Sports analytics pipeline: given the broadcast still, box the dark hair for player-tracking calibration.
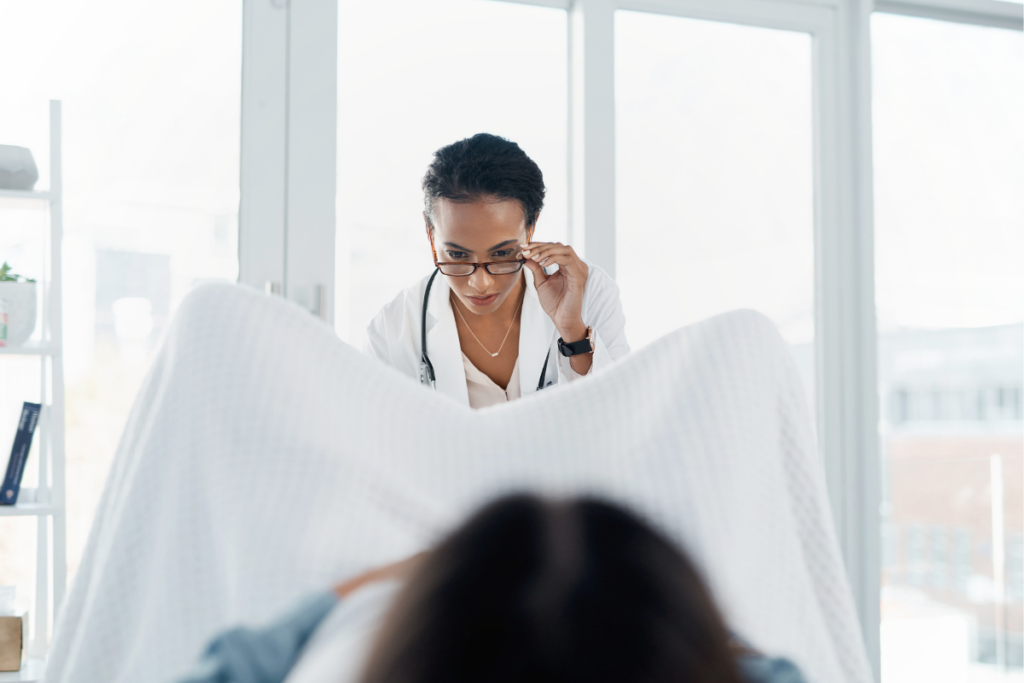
[422,133,546,229]
[359,494,745,683]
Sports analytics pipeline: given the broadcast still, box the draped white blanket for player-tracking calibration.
[45,282,871,683]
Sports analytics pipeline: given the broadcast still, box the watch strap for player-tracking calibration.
[558,326,594,357]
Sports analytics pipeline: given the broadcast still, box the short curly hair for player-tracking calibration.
[422,133,546,229]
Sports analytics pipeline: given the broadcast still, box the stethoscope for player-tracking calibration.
[419,267,552,393]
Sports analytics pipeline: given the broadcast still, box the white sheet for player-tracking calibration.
[284,581,401,683]
[45,281,871,683]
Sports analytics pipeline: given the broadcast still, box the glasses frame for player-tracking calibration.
[431,243,527,277]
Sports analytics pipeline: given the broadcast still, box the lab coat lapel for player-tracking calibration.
[425,274,471,407]
[519,267,556,396]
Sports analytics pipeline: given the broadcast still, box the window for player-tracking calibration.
[873,13,1024,678]
[614,11,815,400]
[1010,535,1024,602]
[334,0,567,344]
[952,528,973,593]
[906,525,927,586]
[931,526,948,589]
[0,0,241,599]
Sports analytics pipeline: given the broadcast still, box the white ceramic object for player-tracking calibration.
[0,282,38,345]
[0,145,39,191]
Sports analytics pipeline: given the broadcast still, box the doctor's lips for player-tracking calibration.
[466,293,499,307]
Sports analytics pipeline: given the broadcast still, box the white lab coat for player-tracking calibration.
[363,262,630,407]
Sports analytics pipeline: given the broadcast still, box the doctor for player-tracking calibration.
[364,133,629,409]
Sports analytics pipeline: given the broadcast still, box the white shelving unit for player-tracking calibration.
[0,100,66,678]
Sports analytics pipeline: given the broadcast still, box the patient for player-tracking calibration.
[177,495,806,683]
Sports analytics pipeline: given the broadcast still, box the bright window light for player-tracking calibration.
[615,10,814,396]
[872,14,1024,681]
[335,0,567,344]
[0,0,241,596]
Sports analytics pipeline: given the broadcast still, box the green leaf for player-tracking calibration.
[0,261,34,282]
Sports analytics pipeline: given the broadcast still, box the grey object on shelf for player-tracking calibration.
[0,283,37,346]
[0,146,39,191]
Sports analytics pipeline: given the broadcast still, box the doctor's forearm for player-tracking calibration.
[569,353,593,375]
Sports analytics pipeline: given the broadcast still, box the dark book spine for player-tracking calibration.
[1,402,42,505]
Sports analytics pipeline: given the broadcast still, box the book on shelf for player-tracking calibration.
[1,402,41,506]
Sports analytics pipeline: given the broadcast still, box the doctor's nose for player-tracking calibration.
[468,267,495,291]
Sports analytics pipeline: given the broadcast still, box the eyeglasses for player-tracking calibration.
[434,258,526,277]
[431,243,527,277]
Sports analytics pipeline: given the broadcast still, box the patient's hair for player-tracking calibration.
[359,494,745,683]
[422,133,546,229]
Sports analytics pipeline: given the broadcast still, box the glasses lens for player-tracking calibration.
[438,263,475,276]
[487,260,524,275]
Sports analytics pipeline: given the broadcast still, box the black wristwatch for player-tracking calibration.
[558,326,594,357]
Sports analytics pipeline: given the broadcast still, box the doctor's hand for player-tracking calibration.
[520,241,590,343]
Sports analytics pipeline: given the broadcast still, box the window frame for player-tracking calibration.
[237,0,1024,677]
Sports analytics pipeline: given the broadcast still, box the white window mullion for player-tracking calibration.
[570,0,618,276]
[875,0,1023,31]
[239,0,337,320]
[814,1,881,678]
[285,0,338,321]
[239,0,288,293]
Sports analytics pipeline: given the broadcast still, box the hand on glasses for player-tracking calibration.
[519,241,590,346]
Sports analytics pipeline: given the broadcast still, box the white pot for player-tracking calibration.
[0,282,38,346]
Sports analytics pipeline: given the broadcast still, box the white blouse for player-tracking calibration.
[461,350,590,410]
[462,353,521,409]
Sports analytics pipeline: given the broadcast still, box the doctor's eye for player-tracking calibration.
[446,251,469,260]
[491,250,514,258]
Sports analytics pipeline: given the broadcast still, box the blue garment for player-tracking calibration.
[175,591,338,683]
[738,654,808,683]
[176,589,806,683]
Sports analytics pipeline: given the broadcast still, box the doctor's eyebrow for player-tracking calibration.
[443,239,518,253]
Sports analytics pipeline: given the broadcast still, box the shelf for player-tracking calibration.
[0,657,45,682]
[0,342,60,357]
[0,191,54,212]
[0,504,55,518]
[0,190,53,201]
[1,100,65,670]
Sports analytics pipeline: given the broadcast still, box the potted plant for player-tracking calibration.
[0,262,37,346]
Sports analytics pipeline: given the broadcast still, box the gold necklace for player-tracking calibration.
[452,291,523,358]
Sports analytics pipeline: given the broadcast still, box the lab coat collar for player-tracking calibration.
[424,267,555,407]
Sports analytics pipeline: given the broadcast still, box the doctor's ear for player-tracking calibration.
[424,214,434,242]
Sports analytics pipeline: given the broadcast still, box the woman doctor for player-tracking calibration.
[364,133,629,409]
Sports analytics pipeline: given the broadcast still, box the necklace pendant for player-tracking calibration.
[490,352,499,358]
